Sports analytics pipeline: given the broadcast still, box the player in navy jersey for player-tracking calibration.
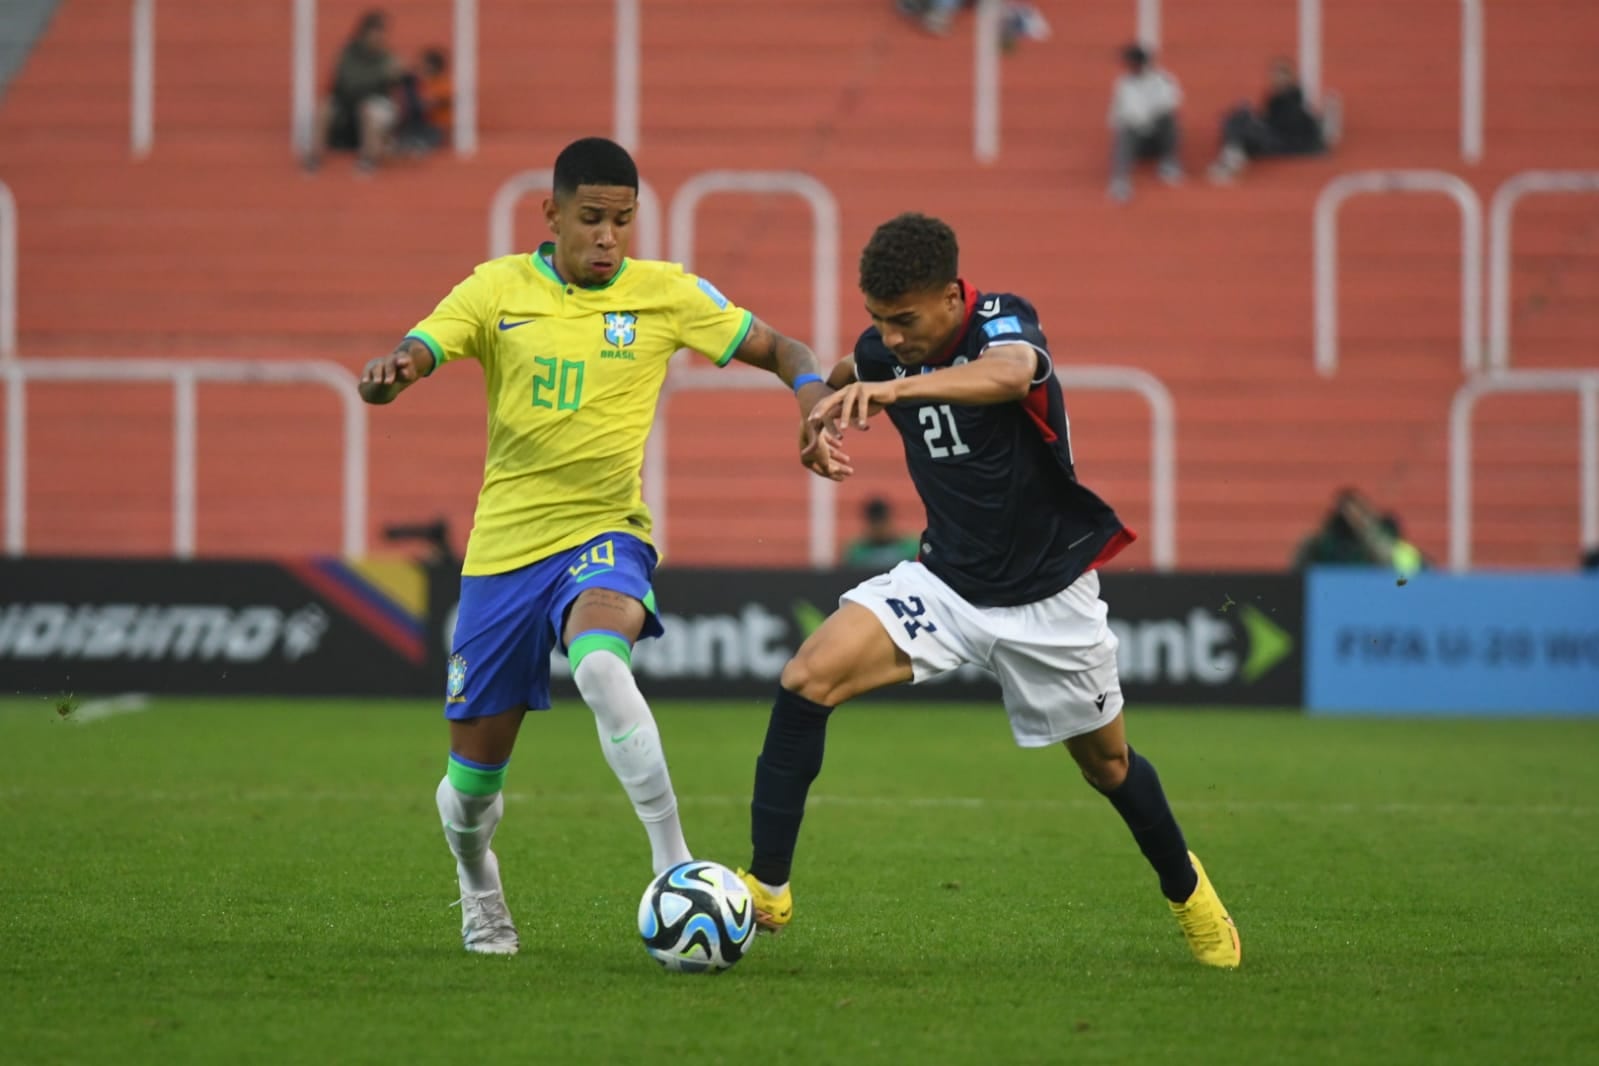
[738,213,1241,968]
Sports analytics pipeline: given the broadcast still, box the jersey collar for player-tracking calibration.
[926,279,980,366]
[531,241,631,290]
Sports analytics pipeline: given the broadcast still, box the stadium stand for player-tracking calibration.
[0,0,1595,567]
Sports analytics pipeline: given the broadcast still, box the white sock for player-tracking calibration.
[573,650,692,874]
[435,776,503,894]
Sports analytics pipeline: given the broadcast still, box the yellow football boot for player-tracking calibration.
[1170,851,1241,968]
[737,869,793,933]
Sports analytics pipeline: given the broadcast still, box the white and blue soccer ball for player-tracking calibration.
[637,860,756,973]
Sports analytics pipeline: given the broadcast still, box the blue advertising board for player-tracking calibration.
[1306,570,1599,715]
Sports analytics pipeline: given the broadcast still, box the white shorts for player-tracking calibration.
[841,562,1124,748]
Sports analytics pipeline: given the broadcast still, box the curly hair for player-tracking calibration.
[859,213,959,301]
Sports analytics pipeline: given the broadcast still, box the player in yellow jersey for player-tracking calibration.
[357,137,839,955]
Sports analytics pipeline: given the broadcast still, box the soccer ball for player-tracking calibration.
[637,860,757,973]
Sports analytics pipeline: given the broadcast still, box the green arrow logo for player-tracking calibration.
[1238,604,1293,683]
[791,600,827,639]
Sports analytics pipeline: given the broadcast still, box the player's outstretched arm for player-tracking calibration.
[728,317,831,416]
[358,338,437,405]
[813,345,1036,431]
[888,343,1034,406]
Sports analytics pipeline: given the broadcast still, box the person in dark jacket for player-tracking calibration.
[305,10,404,174]
[1207,58,1326,183]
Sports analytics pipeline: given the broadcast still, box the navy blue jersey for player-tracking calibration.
[853,285,1133,607]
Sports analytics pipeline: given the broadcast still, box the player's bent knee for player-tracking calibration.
[1072,747,1130,792]
[449,710,524,767]
[778,652,846,708]
[777,655,823,704]
[571,637,645,737]
[572,647,631,699]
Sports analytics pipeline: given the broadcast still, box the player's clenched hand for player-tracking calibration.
[808,380,898,434]
[799,419,853,482]
[358,347,424,405]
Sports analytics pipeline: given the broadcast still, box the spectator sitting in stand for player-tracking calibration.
[397,46,453,154]
[1207,58,1332,184]
[1107,43,1183,203]
[304,9,404,174]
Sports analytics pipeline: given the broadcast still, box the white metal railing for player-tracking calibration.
[453,0,477,156]
[1449,370,1599,570]
[645,369,828,566]
[0,180,14,360]
[664,171,841,566]
[1460,0,1484,164]
[291,0,316,157]
[488,171,663,261]
[1293,0,1481,158]
[1137,0,1160,48]
[2,360,367,558]
[973,0,1001,164]
[615,0,640,152]
[1297,0,1321,104]
[668,171,839,376]
[1314,170,1483,377]
[131,0,154,158]
[1487,170,1599,374]
[1064,366,1176,570]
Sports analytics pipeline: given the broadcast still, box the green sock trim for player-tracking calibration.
[569,632,632,672]
[447,755,507,797]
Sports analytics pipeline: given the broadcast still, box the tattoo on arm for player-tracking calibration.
[733,318,821,386]
[733,318,781,372]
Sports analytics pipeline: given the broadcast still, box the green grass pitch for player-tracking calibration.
[2,697,1596,1065]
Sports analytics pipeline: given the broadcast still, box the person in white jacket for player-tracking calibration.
[1107,44,1183,202]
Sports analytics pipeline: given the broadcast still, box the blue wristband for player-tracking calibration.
[792,373,823,391]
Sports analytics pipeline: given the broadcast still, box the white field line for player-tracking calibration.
[67,693,152,724]
[0,786,1591,818]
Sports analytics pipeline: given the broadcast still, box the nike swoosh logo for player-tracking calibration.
[610,724,640,744]
[497,318,536,331]
[573,568,613,583]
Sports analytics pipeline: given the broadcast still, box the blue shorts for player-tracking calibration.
[444,532,662,719]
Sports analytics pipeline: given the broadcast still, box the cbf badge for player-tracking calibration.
[446,654,467,702]
[603,311,638,347]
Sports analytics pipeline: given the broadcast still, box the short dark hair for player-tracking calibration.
[553,137,638,199]
[864,497,892,523]
[859,213,959,302]
[422,47,447,73]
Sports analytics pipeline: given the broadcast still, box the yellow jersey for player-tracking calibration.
[406,242,753,576]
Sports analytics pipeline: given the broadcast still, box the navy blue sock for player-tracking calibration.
[749,686,834,886]
[1099,747,1199,903]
